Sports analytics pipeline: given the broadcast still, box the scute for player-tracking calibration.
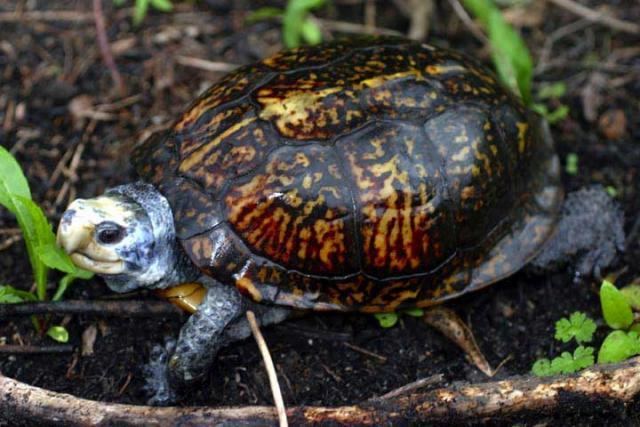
[132,36,562,313]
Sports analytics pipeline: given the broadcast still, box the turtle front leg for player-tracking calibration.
[168,279,246,387]
[423,306,494,376]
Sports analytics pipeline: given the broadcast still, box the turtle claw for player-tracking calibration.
[423,306,494,377]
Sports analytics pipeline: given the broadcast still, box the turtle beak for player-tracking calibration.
[56,198,126,275]
[57,206,93,253]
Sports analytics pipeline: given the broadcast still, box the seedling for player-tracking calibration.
[463,0,533,105]
[374,308,424,328]
[248,0,326,48]
[554,311,596,344]
[565,153,579,175]
[0,146,93,342]
[532,280,640,376]
[112,0,174,25]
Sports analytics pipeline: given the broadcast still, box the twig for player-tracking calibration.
[548,0,640,35]
[0,235,22,251]
[3,358,640,424]
[0,300,182,319]
[0,11,93,22]
[406,0,434,41]
[0,345,74,354]
[313,17,402,36]
[246,310,288,427]
[343,342,387,362]
[93,0,126,96]
[175,56,239,73]
[375,374,443,400]
[445,0,489,43]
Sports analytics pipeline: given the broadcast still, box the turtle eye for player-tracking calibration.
[96,222,125,245]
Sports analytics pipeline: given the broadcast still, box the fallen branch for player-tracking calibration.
[0,300,182,319]
[2,357,640,425]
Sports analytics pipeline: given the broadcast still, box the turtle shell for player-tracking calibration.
[133,36,562,313]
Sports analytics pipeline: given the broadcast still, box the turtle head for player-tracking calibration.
[57,182,179,292]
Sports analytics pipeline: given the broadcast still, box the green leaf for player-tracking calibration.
[283,0,326,48]
[550,346,595,374]
[486,9,533,104]
[0,285,37,303]
[532,347,595,376]
[13,196,56,299]
[46,326,69,343]
[537,82,567,100]
[374,313,399,328]
[37,243,80,274]
[246,7,284,23]
[133,0,150,25]
[544,105,569,124]
[621,284,640,311]
[531,358,553,376]
[402,308,425,317]
[150,0,173,12]
[554,312,596,343]
[606,186,618,198]
[0,145,32,213]
[565,153,578,176]
[600,280,633,330]
[462,0,494,27]
[300,19,323,45]
[598,330,640,364]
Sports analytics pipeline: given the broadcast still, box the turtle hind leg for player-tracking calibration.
[423,306,494,377]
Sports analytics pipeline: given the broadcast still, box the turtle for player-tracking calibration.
[56,36,624,403]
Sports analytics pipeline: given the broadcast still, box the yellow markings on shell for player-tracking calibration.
[516,122,529,153]
[179,117,257,172]
[236,276,262,302]
[258,87,343,136]
[355,70,424,90]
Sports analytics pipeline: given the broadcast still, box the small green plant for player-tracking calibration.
[374,308,424,328]
[531,82,570,124]
[554,311,596,343]
[248,0,326,48]
[113,0,174,25]
[463,0,533,105]
[0,146,93,341]
[565,153,579,176]
[532,280,640,376]
[532,346,594,376]
[463,0,572,125]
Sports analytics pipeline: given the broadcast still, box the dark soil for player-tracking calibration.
[0,0,639,425]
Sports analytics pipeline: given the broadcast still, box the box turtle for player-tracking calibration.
[57,36,575,398]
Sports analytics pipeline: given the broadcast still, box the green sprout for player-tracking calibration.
[533,280,640,376]
[113,0,174,25]
[532,346,595,376]
[0,146,93,341]
[565,153,578,175]
[532,82,570,124]
[374,308,425,328]
[248,0,326,48]
[463,0,533,105]
[554,312,596,344]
